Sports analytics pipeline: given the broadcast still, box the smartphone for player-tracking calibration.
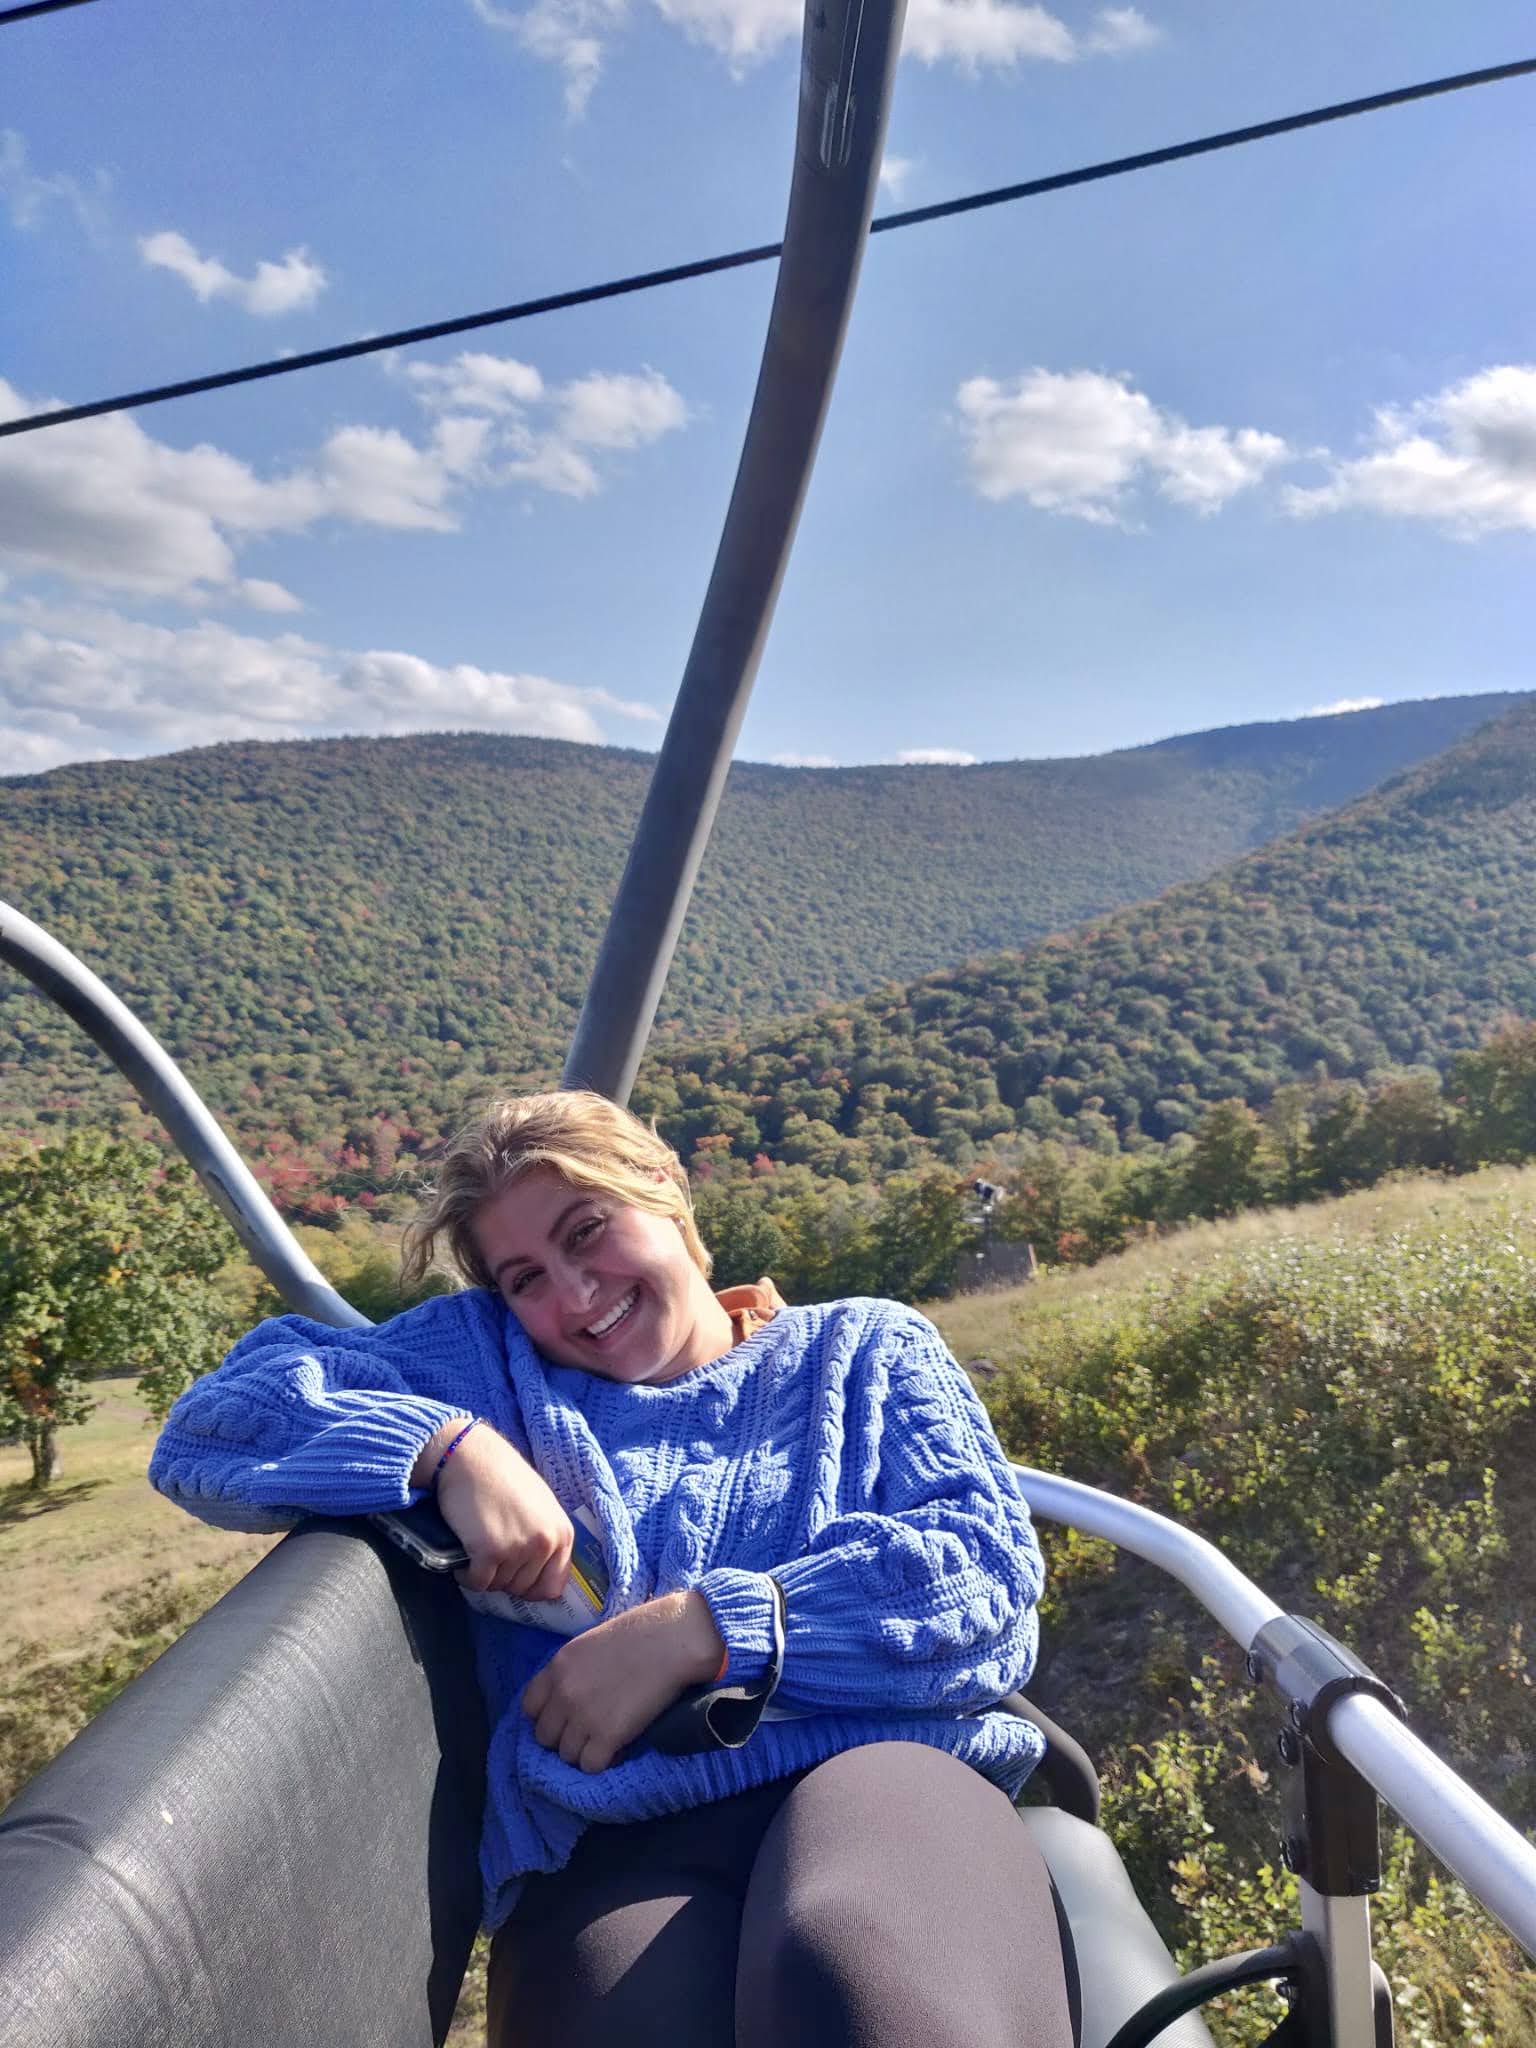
[371,1503,612,1640]
[371,1500,471,1572]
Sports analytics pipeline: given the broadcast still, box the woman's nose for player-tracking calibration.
[551,1261,596,1314]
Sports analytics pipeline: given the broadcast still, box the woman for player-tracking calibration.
[151,1091,1076,2048]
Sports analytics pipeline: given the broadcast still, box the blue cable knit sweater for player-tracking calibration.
[150,1288,1046,1929]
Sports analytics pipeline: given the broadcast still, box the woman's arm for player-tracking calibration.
[695,1313,1042,1715]
[149,1299,489,1527]
[151,1295,576,1596]
[149,1293,568,1596]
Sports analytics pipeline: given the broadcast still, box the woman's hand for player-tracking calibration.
[522,1591,726,1773]
[414,1421,575,1601]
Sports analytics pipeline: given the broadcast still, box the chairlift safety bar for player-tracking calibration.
[0,897,366,1330]
[1016,1462,1536,1962]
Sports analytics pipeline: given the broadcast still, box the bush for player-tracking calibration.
[966,1177,1536,2045]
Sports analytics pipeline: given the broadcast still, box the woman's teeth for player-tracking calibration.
[586,1287,638,1340]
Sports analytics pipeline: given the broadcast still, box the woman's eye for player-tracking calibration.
[570,1216,603,1249]
[507,1267,541,1297]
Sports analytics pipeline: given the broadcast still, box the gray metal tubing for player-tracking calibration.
[1013,1463,1285,1648]
[1015,1462,1536,1962]
[1330,1692,1536,1960]
[0,898,368,1328]
[1298,1886,1378,2048]
[562,0,907,1104]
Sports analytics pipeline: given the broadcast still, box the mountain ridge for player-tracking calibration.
[0,691,1525,1159]
[633,697,1536,1175]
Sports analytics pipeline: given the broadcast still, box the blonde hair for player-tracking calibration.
[400,1089,711,1292]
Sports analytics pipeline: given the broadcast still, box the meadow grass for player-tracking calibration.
[935,1162,1536,1362]
[0,1375,273,1655]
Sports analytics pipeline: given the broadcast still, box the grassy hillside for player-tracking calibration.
[932,1168,1536,2045]
[0,693,1518,1163]
[635,698,1536,1176]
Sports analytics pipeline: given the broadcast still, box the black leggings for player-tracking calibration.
[488,1741,1078,2048]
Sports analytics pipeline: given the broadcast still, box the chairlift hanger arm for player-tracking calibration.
[562,0,908,1102]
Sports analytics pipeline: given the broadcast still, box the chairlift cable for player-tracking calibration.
[0,0,99,26]
[2,52,1533,443]
[868,52,1536,235]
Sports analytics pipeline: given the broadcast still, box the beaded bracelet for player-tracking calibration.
[431,1416,482,1488]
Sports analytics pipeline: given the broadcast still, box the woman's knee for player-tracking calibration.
[737,1742,1075,2048]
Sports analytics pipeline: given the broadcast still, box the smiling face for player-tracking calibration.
[472,1167,733,1384]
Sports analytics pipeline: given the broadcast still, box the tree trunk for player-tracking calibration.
[27,1421,58,1489]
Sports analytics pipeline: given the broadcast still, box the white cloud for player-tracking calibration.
[412,352,689,500]
[956,367,1289,524]
[0,720,108,776]
[469,0,623,113]
[313,418,491,531]
[907,0,1158,68]
[649,0,797,64]
[768,750,837,767]
[1084,5,1160,53]
[879,153,915,200]
[236,578,305,613]
[0,358,686,603]
[1300,696,1384,718]
[895,746,978,765]
[139,230,329,316]
[471,0,1158,104]
[556,369,687,450]
[0,130,107,236]
[907,0,1074,65]
[1285,365,1536,537]
[407,352,546,413]
[0,601,661,775]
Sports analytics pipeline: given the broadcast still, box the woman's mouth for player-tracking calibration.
[583,1286,639,1343]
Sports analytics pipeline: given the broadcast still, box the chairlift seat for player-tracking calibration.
[1020,1809,1216,2048]
[0,1519,1214,2048]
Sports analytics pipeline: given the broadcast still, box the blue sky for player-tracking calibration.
[1,0,1532,775]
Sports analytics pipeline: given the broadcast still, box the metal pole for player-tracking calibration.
[562,0,907,1104]
[1298,1885,1380,2048]
[0,899,368,1328]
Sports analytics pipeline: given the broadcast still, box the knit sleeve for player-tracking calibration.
[695,1310,1042,1714]
[148,1294,496,1532]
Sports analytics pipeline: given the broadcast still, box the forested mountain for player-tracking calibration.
[634,699,1536,1176]
[0,693,1518,1157]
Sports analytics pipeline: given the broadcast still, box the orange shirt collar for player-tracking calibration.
[715,1276,786,1347]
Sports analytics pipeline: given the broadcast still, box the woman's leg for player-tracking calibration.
[487,1778,795,2048]
[737,1741,1077,2048]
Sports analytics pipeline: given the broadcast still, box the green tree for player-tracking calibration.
[869,1173,973,1302]
[1263,1083,1313,1204]
[691,1187,791,1292]
[1357,1072,1455,1179]
[1452,1021,1536,1164]
[246,1216,456,1326]
[1179,1099,1269,1219]
[0,1135,237,1487]
[1306,1084,1370,1196]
